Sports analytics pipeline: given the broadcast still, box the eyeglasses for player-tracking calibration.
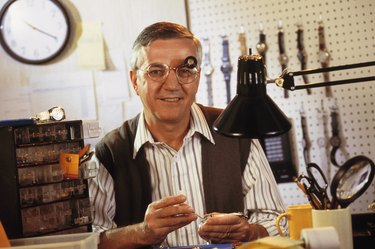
[139,63,200,84]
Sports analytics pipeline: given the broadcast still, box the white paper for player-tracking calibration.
[0,86,32,120]
[29,71,97,121]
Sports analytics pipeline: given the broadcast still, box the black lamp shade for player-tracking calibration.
[213,54,291,138]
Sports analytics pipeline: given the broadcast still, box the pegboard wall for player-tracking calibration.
[187,0,375,213]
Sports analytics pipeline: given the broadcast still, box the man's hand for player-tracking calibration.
[140,194,198,245]
[100,194,197,249]
[198,212,268,243]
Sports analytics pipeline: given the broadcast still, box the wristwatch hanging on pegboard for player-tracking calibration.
[318,16,333,98]
[202,38,214,106]
[300,106,311,165]
[238,27,247,56]
[329,105,342,167]
[277,20,289,98]
[256,22,268,65]
[220,35,233,104]
[296,22,312,95]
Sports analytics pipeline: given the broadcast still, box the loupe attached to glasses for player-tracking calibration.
[184,56,198,68]
[330,155,375,209]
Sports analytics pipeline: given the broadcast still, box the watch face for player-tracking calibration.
[278,53,289,66]
[0,0,70,64]
[50,107,65,121]
[256,42,268,54]
[319,50,331,64]
[330,136,341,147]
[203,64,214,76]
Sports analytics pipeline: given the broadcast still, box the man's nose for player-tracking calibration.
[163,69,180,88]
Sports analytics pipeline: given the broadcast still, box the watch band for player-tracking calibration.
[300,108,311,165]
[277,20,289,98]
[220,35,233,104]
[256,22,268,65]
[238,27,247,56]
[202,38,214,106]
[296,22,312,95]
[318,17,333,97]
[329,106,342,167]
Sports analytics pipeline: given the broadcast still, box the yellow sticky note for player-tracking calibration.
[77,22,106,70]
[60,153,80,179]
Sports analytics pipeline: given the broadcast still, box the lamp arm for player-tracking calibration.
[273,61,375,91]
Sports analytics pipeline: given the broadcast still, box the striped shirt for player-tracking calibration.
[89,103,286,246]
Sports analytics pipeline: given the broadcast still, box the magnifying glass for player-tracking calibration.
[330,155,375,209]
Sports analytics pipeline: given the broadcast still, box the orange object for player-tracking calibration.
[60,152,80,179]
[79,144,90,159]
[0,221,10,247]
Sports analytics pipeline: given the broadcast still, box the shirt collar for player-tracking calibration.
[133,102,215,158]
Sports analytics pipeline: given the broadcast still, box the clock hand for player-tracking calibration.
[23,20,57,41]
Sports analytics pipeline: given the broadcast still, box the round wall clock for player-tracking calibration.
[0,0,71,64]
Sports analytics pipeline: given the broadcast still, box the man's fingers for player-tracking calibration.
[202,213,242,225]
[152,194,187,209]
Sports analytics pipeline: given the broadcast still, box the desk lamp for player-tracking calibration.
[213,49,375,139]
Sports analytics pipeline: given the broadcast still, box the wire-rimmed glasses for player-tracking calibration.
[139,62,200,84]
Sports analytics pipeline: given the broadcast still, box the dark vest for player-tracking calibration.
[95,104,251,227]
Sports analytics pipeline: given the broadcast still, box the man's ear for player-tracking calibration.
[130,69,139,95]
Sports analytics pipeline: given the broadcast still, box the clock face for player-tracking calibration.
[0,0,70,64]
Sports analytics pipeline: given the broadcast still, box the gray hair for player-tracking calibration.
[129,22,202,69]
